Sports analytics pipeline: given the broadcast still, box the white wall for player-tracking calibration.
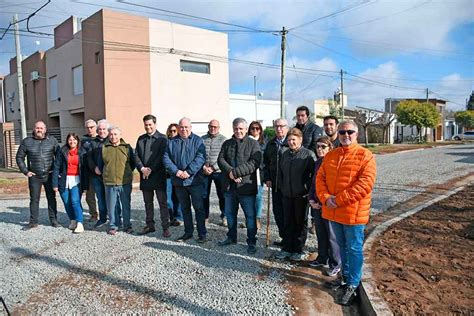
[229,94,283,131]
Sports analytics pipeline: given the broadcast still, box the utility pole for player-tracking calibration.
[254,75,258,120]
[340,69,344,121]
[280,27,287,119]
[426,88,429,103]
[14,14,27,140]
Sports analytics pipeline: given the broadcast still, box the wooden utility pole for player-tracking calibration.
[14,14,27,140]
[426,88,429,103]
[340,69,344,121]
[280,27,287,119]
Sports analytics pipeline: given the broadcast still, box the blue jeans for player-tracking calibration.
[167,178,182,221]
[313,208,341,269]
[202,173,225,219]
[255,184,264,218]
[175,184,207,237]
[224,190,257,246]
[105,184,132,230]
[331,222,365,287]
[91,176,108,222]
[59,185,83,223]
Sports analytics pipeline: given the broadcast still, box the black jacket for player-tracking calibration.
[218,136,262,195]
[278,147,316,198]
[295,121,323,152]
[263,136,289,191]
[135,130,168,190]
[80,134,95,178]
[16,134,59,177]
[52,145,88,193]
[87,136,108,179]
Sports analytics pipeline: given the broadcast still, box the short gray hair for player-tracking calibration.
[178,117,191,126]
[84,119,97,127]
[108,126,121,134]
[97,119,110,130]
[232,117,247,128]
[274,118,288,127]
[338,120,358,133]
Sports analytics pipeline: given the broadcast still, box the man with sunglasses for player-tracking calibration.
[316,120,376,306]
[201,120,227,226]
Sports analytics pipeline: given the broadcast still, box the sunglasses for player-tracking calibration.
[250,127,261,130]
[316,144,328,149]
[338,130,356,136]
[170,129,177,133]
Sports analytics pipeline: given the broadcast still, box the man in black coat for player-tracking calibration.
[217,117,262,254]
[16,120,60,229]
[294,105,323,152]
[81,119,98,221]
[135,114,171,237]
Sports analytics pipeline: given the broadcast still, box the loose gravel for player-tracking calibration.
[1,144,472,314]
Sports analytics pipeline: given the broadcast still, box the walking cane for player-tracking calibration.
[265,187,271,248]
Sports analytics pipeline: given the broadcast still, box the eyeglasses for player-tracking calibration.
[208,125,219,129]
[250,127,261,130]
[316,144,328,149]
[275,125,287,129]
[338,130,356,136]
[170,129,177,133]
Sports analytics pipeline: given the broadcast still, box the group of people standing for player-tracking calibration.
[16,105,376,306]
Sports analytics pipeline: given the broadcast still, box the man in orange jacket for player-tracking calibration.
[316,120,376,306]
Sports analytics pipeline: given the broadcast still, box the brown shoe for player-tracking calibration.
[256,218,261,230]
[162,229,171,238]
[89,215,98,222]
[138,226,156,235]
[22,223,38,231]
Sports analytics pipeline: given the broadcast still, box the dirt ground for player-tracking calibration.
[370,185,474,315]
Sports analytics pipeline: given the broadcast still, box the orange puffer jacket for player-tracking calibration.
[316,143,376,225]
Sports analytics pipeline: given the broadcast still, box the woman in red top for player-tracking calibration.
[52,133,85,233]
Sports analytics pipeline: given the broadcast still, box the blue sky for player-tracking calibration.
[1,0,473,115]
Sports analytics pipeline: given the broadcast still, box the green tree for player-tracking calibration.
[395,100,440,141]
[328,98,343,119]
[467,92,474,111]
[454,110,474,129]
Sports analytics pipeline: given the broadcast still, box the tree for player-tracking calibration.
[395,100,440,142]
[454,110,474,129]
[377,112,396,144]
[467,92,474,111]
[328,98,343,119]
[354,109,379,146]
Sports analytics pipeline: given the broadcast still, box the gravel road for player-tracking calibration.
[0,144,472,314]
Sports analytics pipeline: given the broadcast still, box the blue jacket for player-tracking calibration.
[52,145,87,193]
[163,133,206,187]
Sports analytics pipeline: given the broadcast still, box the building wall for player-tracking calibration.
[149,19,231,136]
[46,30,84,139]
[229,94,282,132]
[313,99,331,126]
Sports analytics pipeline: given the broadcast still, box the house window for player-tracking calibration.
[95,51,101,64]
[180,60,210,74]
[49,75,58,101]
[73,65,83,95]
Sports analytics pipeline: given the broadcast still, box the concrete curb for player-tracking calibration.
[359,185,466,315]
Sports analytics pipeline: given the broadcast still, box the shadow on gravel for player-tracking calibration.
[10,247,217,314]
[143,241,260,274]
[444,151,474,164]
[1,207,70,228]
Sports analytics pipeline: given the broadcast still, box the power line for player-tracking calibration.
[287,0,373,31]
[344,72,426,91]
[0,0,50,40]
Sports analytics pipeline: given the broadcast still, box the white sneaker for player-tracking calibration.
[68,220,77,230]
[73,222,84,233]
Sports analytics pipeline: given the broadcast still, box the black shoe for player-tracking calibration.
[94,220,107,228]
[22,223,38,231]
[338,285,357,306]
[51,221,61,228]
[218,238,237,246]
[176,234,193,242]
[324,275,346,290]
[247,245,257,254]
[196,236,207,244]
[273,240,283,247]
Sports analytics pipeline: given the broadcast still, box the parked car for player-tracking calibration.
[452,131,474,141]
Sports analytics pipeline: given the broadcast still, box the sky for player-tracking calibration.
[0,0,473,116]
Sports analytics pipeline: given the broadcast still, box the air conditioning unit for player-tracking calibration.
[30,71,40,81]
